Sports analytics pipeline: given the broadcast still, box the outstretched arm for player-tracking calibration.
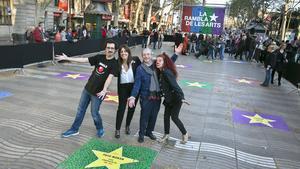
[128,66,143,108]
[96,74,114,100]
[55,53,89,63]
[171,43,183,63]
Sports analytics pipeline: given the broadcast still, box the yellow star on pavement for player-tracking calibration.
[187,82,206,88]
[243,114,276,127]
[64,74,84,79]
[237,79,251,84]
[85,147,139,169]
[105,95,119,103]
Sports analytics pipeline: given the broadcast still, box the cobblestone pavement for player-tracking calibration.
[0,42,300,169]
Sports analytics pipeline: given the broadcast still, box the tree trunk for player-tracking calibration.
[146,1,153,30]
[35,0,52,26]
[156,0,166,30]
[114,0,121,27]
[280,0,289,41]
[284,0,295,39]
[133,0,143,29]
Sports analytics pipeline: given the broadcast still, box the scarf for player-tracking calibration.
[141,63,160,99]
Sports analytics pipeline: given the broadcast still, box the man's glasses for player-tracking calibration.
[106,47,115,50]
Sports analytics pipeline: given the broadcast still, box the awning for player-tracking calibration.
[85,2,112,15]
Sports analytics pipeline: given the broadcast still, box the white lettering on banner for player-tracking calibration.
[198,11,207,16]
[183,12,222,28]
[186,21,221,28]
[184,16,210,22]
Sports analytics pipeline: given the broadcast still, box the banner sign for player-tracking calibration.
[124,4,130,20]
[181,6,225,35]
[58,0,68,12]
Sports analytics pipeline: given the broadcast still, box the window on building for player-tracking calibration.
[0,0,12,25]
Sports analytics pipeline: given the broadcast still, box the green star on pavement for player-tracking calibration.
[187,82,207,88]
[180,80,213,89]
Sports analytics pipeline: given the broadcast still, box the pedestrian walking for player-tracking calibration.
[271,43,288,86]
[261,42,277,87]
[142,28,149,48]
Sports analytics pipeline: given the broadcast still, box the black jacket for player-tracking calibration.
[117,56,141,86]
[159,69,184,106]
[274,49,286,71]
[264,51,276,69]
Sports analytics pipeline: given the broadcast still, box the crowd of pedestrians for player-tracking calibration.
[170,28,300,87]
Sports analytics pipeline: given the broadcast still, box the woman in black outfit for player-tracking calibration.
[155,53,190,144]
[115,45,141,138]
[271,43,287,86]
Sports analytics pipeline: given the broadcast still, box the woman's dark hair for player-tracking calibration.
[118,44,132,68]
[157,52,178,78]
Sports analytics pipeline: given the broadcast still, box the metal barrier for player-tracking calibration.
[284,63,300,88]
[0,45,24,69]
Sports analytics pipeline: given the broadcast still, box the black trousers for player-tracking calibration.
[271,69,282,83]
[164,101,187,135]
[116,83,138,130]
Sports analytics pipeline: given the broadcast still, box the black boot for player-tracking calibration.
[145,133,157,140]
[115,130,120,139]
[125,126,131,135]
[138,136,144,143]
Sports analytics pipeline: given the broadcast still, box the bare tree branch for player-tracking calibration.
[120,0,130,9]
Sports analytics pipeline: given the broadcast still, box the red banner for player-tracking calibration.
[58,0,68,12]
[124,4,130,20]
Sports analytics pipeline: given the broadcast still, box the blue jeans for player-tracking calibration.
[139,97,161,137]
[219,45,225,60]
[189,42,196,53]
[262,68,272,86]
[153,41,157,49]
[142,37,148,48]
[208,49,215,59]
[71,89,103,131]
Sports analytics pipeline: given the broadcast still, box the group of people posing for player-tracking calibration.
[55,40,190,144]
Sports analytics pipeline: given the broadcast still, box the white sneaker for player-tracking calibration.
[158,134,169,143]
[180,132,189,144]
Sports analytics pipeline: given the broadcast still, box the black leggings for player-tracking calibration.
[115,83,138,130]
[164,101,187,135]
